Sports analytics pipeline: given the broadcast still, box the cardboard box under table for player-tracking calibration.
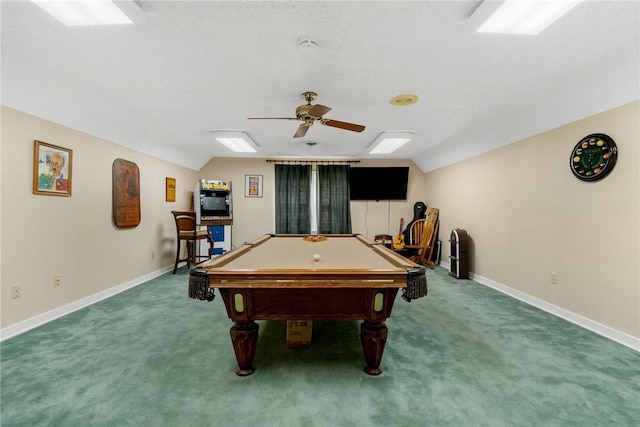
[286,320,313,347]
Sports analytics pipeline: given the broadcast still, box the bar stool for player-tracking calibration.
[171,211,213,274]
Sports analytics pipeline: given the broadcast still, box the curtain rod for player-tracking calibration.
[266,160,360,165]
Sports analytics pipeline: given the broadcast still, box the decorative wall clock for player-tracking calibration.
[570,133,617,182]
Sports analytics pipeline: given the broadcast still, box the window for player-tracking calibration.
[275,164,351,234]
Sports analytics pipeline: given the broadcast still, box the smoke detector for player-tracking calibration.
[298,36,319,49]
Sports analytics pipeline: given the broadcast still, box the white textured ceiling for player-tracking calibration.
[2,0,639,172]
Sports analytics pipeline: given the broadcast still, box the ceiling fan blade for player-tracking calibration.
[294,124,309,138]
[308,104,331,118]
[321,119,365,133]
[247,117,298,120]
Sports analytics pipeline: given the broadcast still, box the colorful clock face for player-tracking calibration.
[570,133,618,182]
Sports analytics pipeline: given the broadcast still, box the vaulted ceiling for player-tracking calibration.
[2,1,638,171]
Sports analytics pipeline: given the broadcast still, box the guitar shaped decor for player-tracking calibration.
[393,218,405,250]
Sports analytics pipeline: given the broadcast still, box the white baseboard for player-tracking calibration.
[1,265,174,342]
[438,261,639,352]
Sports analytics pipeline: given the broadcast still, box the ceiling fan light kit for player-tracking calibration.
[247,91,365,138]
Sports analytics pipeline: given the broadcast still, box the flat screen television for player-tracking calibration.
[349,167,409,200]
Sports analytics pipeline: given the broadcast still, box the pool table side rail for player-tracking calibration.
[198,233,420,271]
[207,272,409,289]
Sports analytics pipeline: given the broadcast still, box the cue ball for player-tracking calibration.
[313,253,320,261]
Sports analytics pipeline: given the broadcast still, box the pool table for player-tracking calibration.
[189,234,427,376]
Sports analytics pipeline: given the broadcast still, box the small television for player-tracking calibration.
[349,167,409,201]
[200,193,231,218]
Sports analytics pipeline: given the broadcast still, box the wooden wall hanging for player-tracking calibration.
[112,158,140,228]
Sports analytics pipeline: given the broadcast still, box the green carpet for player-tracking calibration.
[1,267,638,426]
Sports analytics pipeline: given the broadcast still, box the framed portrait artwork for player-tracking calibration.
[33,140,73,196]
[245,175,263,198]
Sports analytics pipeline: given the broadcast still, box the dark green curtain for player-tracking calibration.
[317,165,352,234]
[275,164,312,234]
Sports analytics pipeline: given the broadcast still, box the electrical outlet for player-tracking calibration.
[54,274,62,287]
[11,285,21,299]
[151,251,156,259]
[551,272,558,285]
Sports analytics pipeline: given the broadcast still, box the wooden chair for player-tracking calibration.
[424,208,440,265]
[403,219,435,268]
[171,211,213,274]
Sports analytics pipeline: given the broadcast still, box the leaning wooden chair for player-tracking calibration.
[403,218,436,268]
[171,211,213,274]
[423,207,440,265]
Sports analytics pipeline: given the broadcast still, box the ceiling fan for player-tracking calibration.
[248,91,366,138]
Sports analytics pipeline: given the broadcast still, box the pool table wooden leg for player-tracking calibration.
[360,320,388,376]
[230,321,259,376]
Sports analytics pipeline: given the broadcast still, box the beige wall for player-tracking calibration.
[3,102,638,341]
[1,107,198,328]
[198,158,426,247]
[424,101,639,337]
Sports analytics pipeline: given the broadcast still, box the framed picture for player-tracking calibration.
[166,177,176,202]
[33,140,73,196]
[245,175,263,198]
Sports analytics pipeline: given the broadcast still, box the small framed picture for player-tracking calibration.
[33,140,73,196]
[245,175,263,198]
[166,177,176,202]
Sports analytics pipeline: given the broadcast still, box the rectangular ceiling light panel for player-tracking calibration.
[369,133,413,154]
[215,133,257,153]
[477,0,583,35]
[31,0,134,26]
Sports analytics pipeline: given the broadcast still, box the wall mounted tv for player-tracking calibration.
[349,167,409,201]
